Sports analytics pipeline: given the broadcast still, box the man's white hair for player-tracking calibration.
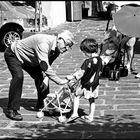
[58,30,75,47]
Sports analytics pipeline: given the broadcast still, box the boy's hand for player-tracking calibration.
[66,75,74,80]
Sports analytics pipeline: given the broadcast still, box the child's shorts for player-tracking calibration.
[75,85,99,99]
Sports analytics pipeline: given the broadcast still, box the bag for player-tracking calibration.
[119,66,128,77]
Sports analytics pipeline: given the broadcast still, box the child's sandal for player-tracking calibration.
[81,115,93,122]
[66,115,79,123]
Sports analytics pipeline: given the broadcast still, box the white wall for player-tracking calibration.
[85,1,92,16]
[42,1,66,28]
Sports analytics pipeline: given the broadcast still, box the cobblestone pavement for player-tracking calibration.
[1,19,140,139]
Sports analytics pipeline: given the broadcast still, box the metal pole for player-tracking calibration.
[35,1,38,32]
[0,5,1,25]
[71,1,73,21]
[39,1,42,32]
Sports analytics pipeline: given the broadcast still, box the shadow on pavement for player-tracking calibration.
[8,114,140,139]
[1,99,140,139]
[0,97,87,115]
[0,98,37,113]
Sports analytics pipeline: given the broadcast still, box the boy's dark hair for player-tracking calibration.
[80,38,98,53]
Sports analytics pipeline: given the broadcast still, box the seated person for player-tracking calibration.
[101,26,138,75]
[100,29,120,65]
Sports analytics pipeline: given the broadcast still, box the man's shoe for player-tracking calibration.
[135,73,140,78]
[131,69,138,75]
[5,110,23,121]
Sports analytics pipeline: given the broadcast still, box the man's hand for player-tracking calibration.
[59,79,69,85]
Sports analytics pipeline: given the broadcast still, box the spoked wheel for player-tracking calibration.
[58,115,66,123]
[109,70,114,80]
[36,111,44,118]
[0,28,23,52]
[109,70,120,81]
[3,31,21,48]
[114,70,120,81]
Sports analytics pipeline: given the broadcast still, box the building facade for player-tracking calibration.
[41,1,140,28]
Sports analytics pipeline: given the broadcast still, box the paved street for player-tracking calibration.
[1,18,140,139]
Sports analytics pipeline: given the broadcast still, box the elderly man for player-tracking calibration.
[4,30,75,121]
